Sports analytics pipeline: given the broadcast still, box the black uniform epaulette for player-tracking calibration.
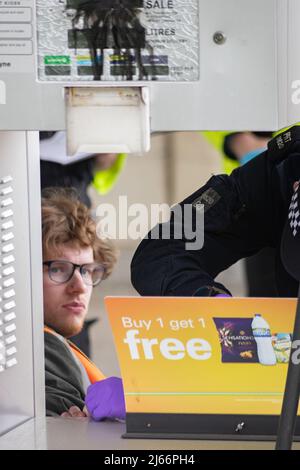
[267,125,300,163]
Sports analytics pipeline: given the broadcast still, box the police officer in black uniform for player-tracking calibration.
[131,126,300,298]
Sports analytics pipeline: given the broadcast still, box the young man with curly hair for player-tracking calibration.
[42,188,125,421]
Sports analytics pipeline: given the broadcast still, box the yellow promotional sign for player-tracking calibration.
[105,297,300,417]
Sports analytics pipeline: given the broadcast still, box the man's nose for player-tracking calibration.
[67,268,87,292]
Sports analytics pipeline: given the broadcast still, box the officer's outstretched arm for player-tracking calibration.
[131,145,285,297]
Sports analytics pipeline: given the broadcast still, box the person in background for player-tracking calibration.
[40,131,127,355]
[40,131,127,207]
[42,187,125,420]
[131,126,300,299]
[203,130,277,296]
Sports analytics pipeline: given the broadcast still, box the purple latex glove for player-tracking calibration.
[85,377,126,422]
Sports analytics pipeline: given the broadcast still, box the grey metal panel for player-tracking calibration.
[2,417,300,450]
[0,417,47,450]
[0,131,43,436]
[277,0,288,130]
[26,131,45,420]
[0,0,287,131]
[286,0,300,126]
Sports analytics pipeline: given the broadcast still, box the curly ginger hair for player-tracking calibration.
[41,187,117,279]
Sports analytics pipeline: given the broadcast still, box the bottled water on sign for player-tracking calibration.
[251,314,277,365]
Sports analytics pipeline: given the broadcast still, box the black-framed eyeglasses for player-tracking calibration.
[43,260,106,287]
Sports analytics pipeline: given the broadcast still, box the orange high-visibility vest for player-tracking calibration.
[44,326,105,384]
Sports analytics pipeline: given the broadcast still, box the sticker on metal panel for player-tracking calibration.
[36,0,199,82]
